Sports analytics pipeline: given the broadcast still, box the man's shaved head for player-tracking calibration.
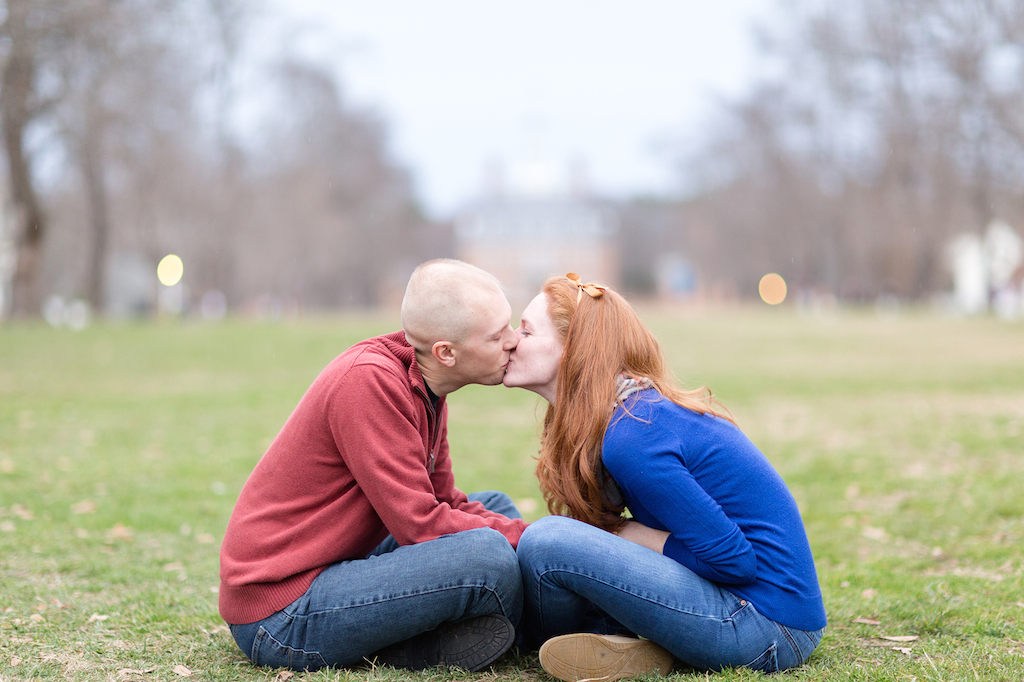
[401,259,506,350]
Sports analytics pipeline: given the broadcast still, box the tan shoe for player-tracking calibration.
[539,633,674,682]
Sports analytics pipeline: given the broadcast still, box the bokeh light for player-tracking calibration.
[157,255,184,287]
[759,273,787,305]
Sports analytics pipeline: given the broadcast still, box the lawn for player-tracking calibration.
[1,306,1022,681]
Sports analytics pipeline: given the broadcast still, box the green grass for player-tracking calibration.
[1,307,1023,681]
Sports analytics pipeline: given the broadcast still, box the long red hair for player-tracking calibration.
[536,275,733,531]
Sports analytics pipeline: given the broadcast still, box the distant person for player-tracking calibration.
[220,259,527,673]
[504,274,826,680]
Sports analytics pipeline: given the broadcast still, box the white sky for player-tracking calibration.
[258,1,772,219]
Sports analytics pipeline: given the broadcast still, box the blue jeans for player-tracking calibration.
[230,491,523,671]
[517,515,823,673]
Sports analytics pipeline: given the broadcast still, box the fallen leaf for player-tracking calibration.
[892,646,914,656]
[29,614,44,622]
[515,498,538,514]
[11,504,33,520]
[87,613,110,623]
[196,533,215,544]
[163,563,184,572]
[275,672,294,681]
[861,588,877,599]
[881,635,919,642]
[861,526,888,541]
[11,657,23,666]
[172,664,193,677]
[1,520,15,532]
[71,500,96,515]
[853,617,881,625]
[1016,602,1024,608]
[118,668,156,676]
[106,524,134,543]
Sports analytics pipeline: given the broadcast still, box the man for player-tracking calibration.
[219,259,527,672]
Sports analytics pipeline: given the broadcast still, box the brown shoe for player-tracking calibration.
[539,633,674,681]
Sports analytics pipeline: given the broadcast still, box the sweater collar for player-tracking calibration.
[379,330,432,399]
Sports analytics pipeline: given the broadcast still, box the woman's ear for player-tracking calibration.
[431,340,457,367]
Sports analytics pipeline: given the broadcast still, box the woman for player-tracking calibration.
[504,274,826,680]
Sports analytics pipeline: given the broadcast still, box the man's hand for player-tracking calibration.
[615,519,670,554]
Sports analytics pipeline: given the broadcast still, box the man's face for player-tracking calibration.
[453,290,518,386]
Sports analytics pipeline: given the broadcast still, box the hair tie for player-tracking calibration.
[566,273,608,304]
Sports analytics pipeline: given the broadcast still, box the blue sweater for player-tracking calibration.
[603,390,827,632]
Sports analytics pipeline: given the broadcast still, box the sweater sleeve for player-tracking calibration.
[604,410,757,585]
[328,362,526,548]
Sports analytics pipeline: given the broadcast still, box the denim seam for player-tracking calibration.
[536,566,739,625]
[293,581,511,622]
[774,620,803,664]
[254,625,329,669]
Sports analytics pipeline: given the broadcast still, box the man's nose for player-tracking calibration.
[504,329,519,350]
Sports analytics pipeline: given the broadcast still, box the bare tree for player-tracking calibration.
[236,59,424,309]
[0,0,56,316]
[666,0,1024,302]
[1,1,432,318]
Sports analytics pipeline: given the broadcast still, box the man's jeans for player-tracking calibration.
[230,491,523,671]
[517,515,824,673]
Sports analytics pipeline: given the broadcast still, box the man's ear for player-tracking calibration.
[431,340,457,367]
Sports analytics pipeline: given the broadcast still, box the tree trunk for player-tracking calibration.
[81,111,110,312]
[1,0,46,317]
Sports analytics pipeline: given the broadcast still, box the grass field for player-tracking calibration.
[1,306,1023,681]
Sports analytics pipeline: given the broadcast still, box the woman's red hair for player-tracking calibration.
[536,275,733,531]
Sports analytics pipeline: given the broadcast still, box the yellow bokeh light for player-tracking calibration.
[759,273,787,305]
[157,254,184,287]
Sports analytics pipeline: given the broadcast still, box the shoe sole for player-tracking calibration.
[373,613,515,672]
[539,633,673,682]
[439,613,515,671]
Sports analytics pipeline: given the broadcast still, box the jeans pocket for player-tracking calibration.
[252,625,328,672]
[744,641,779,673]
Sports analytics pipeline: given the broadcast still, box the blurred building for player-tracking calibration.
[655,253,698,300]
[948,220,1024,318]
[455,152,619,306]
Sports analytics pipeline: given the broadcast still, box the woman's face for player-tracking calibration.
[502,293,564,403]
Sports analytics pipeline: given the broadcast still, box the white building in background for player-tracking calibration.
[948,220,1024,319]
[949,234,988,315]
[455,150,619,306]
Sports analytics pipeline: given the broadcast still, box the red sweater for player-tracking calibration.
[218,331,528,624]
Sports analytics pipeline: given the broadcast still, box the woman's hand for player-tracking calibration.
[615,519,670,554]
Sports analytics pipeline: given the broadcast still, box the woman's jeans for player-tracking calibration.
[229,492,523,671]
[517,516,824,673]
